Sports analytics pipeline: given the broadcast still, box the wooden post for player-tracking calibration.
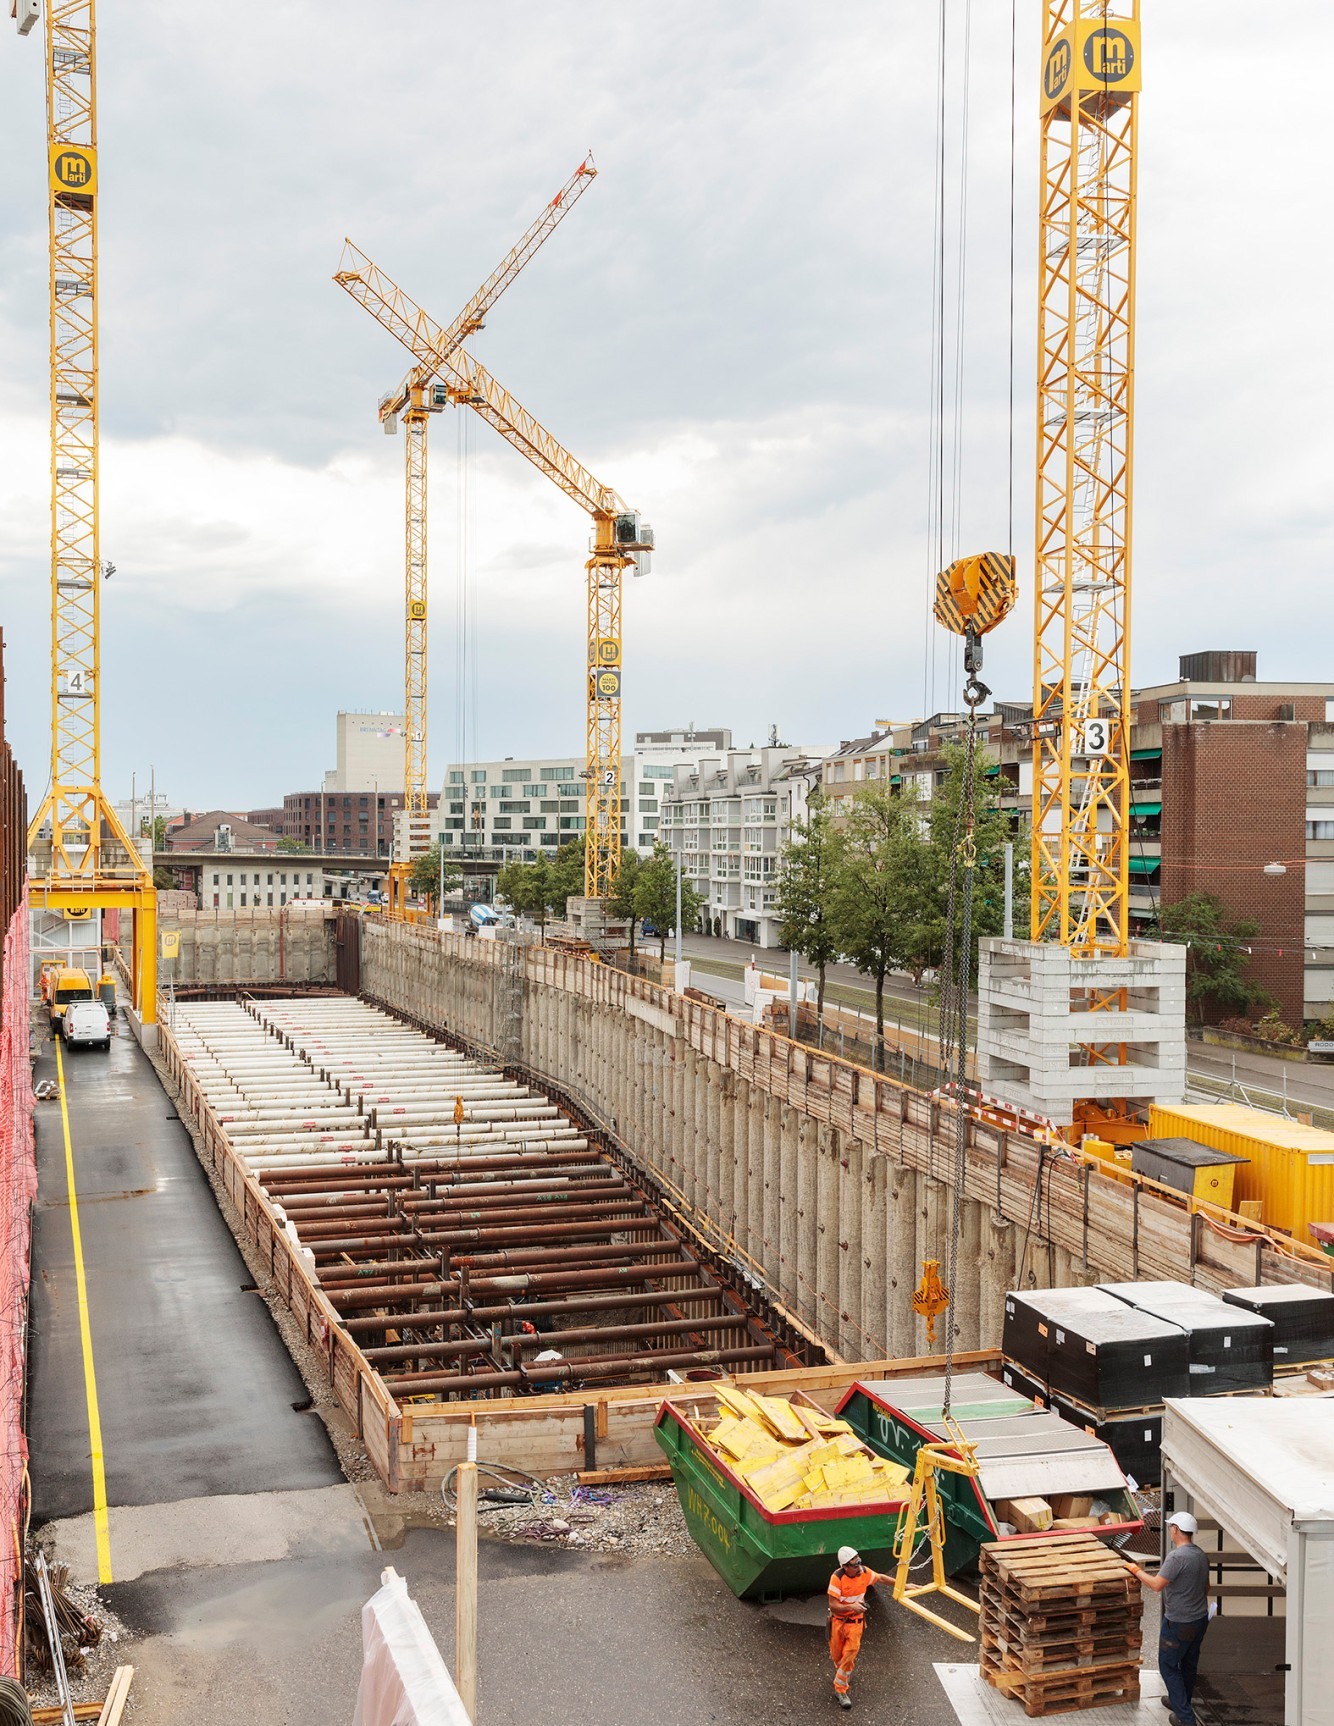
[455,1424,479,1720]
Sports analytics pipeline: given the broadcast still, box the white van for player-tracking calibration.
[63,1000,112,1051]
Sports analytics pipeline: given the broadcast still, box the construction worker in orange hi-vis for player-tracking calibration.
[827,1545,888,1709]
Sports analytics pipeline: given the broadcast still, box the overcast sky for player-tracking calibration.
[1,2,1330,811]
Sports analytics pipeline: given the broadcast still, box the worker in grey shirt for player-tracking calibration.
[1128,1511,1211,1725]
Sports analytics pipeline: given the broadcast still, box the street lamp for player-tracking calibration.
[1263,862,1287,876]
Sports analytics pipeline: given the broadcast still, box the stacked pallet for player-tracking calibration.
[979,1533,1142,1718]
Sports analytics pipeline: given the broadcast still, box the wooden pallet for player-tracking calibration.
[979,1535,1142,1716]
[986,1664,1141,1719]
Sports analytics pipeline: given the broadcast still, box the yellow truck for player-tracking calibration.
[42,964,95,1035]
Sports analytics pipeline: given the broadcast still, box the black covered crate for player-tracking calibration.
[1099,1280,1272,1394]
[1222,1284,1334,1367]
[1002,1286,1190,1409]
[997,1357,1165,1488]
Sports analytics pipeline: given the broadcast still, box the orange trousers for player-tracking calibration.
[829,1614,864,1694]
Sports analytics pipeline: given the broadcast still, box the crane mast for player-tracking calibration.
[335,239,651,907]
[348,160,597,907]
[1031,0,1140,967]
[24,0,156,1018]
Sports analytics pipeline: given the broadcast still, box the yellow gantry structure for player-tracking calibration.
[1031,1,1140,965]
[335,217,652,904]
[25,0,156,1019]
[367,159,599,906]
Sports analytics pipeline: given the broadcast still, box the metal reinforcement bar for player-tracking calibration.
[160,994,827,1496]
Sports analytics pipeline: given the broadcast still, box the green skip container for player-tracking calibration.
[654,1400,908,1601]
[836,1371,1141,1576]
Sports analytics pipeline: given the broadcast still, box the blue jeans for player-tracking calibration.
[1159,1616,1208,1723]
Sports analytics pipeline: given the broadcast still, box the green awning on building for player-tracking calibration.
[890,775,902,784]
[1130,747,1162,760]
[1128,856,1160,875]
[1129,800,1162,816]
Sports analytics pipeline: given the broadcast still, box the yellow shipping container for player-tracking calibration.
[1148,1103,1334,1241]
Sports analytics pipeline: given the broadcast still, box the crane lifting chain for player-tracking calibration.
[930,553,1016,1416]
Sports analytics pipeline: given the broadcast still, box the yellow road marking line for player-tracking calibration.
[55,1038,113,1584]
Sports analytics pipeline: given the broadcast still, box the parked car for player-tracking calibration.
[63,1000,112,1052]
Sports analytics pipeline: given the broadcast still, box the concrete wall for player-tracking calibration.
[147,906,335,985]
[360,923,1332,1365]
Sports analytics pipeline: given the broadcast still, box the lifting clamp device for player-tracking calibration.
[891,1413,982,1643]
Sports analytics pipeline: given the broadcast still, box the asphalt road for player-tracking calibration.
[29,1007,340,1526]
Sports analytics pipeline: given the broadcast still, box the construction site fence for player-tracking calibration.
[0,896,35,1679]
[765,998,964,1092]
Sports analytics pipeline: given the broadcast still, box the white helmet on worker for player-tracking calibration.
[838,1546,859,1566]
[1166,1512,1198,1535]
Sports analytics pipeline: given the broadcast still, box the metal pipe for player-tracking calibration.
[380,1343,774,1397]
[337,1285,725,1336]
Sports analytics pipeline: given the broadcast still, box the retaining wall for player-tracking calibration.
[152,906,335,985]
[362,922,1334,1365]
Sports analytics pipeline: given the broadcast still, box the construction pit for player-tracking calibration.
[160,993,843,1490]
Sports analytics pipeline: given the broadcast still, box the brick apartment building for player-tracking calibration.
[823,653,1334,1026]
[266,789,439,857]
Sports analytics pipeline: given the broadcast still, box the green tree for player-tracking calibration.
[828,781,918,1047]
[633,842,704,962]
[773,789,841,1018]
[916,746,1024,990]
[607,849,643,952]
[276,836,310,853]
[545,838,587,919]
[496,855,551,933]
[1155,891,1267,1023]
[408,842,462,905]
[152,865,175,892]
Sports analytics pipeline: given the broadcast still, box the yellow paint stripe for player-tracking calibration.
[55,1039,113,1583]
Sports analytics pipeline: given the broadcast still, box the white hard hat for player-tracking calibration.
[838,1546,859,1566]
[1167,1511,1198,1535]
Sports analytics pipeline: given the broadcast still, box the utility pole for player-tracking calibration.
[788,947,798,1039]
[455,1423,479,1719]
[1003,842,1014,940]
[674,859,683,970]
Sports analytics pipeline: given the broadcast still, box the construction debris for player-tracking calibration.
[689,1387,908,1514]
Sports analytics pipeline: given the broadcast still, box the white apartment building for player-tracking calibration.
[434,729,735,860]
[324,711,407,795]
[202,864,325,909]
[660,746,828,948]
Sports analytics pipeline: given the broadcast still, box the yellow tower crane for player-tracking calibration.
[19,0,157,1018]
[334,246,653,907]
[359,158,599,913]
[1031,4,1140,1090]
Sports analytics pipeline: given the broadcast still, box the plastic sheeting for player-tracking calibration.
[352,1567,472,1726]
[0,896,35,1679]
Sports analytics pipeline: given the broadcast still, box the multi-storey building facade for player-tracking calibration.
[660,746,828,947]
[271,788,437,857]
[433,729,735,862]
[824,654,1334,1025]
[324,711,408,794]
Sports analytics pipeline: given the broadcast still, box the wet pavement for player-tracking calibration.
[29,1009,341,1525]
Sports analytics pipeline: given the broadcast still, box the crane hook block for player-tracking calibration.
[933,552,1016,640]
[911,1258,951,1348]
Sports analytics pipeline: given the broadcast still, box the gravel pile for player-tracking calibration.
[464,1475,696,1558]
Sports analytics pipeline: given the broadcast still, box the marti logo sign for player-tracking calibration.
[1085,26,1135,83]
[1044,37,1072,104]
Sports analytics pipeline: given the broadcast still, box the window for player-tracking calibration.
[1309,821,1334,841]
[279,873,287,885]
[212,873,219,885]
[639,799,657,812]
[280,891,287,904]
[523,785,543,798]
[306,873,313,885]
[471,769,486,783]
[226,873,233,885]
[1190,698,1232,721]
[499,801,530,813]
[529,817,546,830]
[559,816,586,830]
[449,770,464,784]
[502,768,527,782]
[643,765,674,778]
[559,799,579,813]
[267,893,273,906]
[241,892,247,906]
[493,818,512,831]
[212,893,219,907]
[267,873,273,885]
[1308,770,1334,788]
[541,801,560,813]
[445,817,465,829]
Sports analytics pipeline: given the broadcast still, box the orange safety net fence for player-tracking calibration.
[0,894,35,1678]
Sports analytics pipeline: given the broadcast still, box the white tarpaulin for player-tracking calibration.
[1162,1397,1334,1726]
[352,1566,472,1726]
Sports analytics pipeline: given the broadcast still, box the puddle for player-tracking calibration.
[760,1595,827,1627]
